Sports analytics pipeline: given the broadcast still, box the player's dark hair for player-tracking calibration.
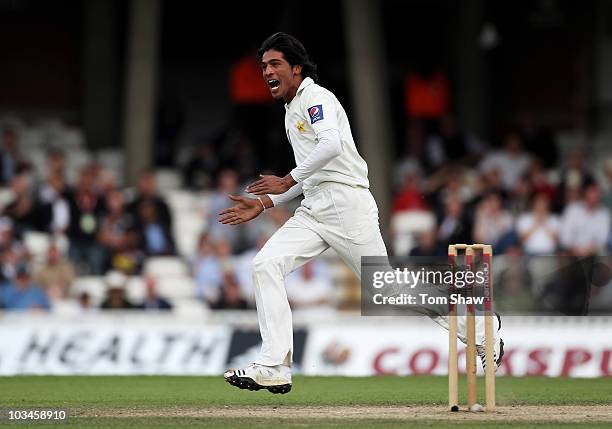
[258,32,318,82]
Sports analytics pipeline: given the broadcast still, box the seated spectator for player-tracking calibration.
[392,171,429,213]
[66,166,106,274]
[100,270,135,310]
[507,175,533,217]
[0,128,29,185]
[517,193,559,255]
[394,157,423,192]
[425,115,483,169]
[476,169,509,204]
[46,148,66,179]
[193,234,232,305]
[87,160,110,194]
[78,291,94,312]
[0,218,28,283]
[128,170,172,235]
[494,245,534,312]
[479,131,531,191]
[38,174,70,234]
[285,260,335,313]
[184,142,219,190]
[233,137,259,182]
[137,200,175,256]
[0,216,16,251]
[560,183,610,256]
[33,242,75,299]
[427,167,474,214]
[139,275,172,311]
[410,228,441,256]
[1,245,19,283]
[85,159,120,196]
[206,169,249,252]
[1,263,50,311]
[399,120,426,163]
[437,196,472,247]
[97,167,120,195]
[555,149,595,211]
[473,192,514,250]
[210,270,248,310]
[560,174,583,210]
[97,189,140,273]
[526,160,556,202]
[3,174,40,234]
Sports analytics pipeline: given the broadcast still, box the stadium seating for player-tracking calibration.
[144,257,189,277]
[155,169,183,193]
[156,276,197,300]
[390,210,436,256]
[72,276,107,306]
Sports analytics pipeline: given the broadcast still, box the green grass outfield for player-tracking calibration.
[0,376,611,428]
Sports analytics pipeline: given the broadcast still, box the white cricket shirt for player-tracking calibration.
[285,77,369,193]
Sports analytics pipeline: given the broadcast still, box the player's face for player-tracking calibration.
[261,49,301,100]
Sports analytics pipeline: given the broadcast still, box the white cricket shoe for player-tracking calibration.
[224,363,292,394]
[476,312,505,371]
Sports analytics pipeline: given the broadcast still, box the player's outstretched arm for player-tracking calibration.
[246,174,297,195]
[269,181,304,206]
[246,128,341,196]
[218,195,271,225]
[248,129,343,199]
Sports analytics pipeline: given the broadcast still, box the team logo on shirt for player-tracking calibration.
[308,104,324,124]
[296,120,306,133]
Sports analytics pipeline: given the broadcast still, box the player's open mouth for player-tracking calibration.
[267,79,281,90]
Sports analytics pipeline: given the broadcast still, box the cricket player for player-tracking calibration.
[221,32,503,394]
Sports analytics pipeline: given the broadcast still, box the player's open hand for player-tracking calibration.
[218,195,263,225]
[246,174,296,195]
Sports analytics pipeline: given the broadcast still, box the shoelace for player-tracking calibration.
[476,343,498,369]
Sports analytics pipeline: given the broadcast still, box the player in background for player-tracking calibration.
[220,32,503,394]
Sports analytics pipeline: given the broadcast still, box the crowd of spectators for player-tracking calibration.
[394,121,611,259]
[0,113,611,314]
[0,122,335,313]
[0,133,178,277]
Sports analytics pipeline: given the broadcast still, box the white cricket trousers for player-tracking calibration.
[251,182,484,366]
